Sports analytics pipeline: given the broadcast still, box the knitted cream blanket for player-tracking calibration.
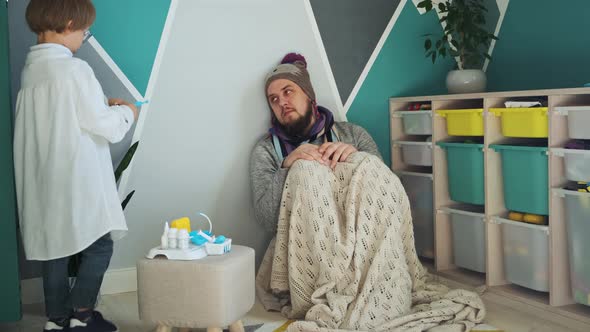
[256,153,485,332]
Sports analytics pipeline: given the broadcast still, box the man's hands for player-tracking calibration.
[282,144,326,169]
[109,98,139,121]
[282,142,357,169]
[319,142,357,169]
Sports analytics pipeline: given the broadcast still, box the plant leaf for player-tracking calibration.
[417,0,429,8]
[115,141,139,183]
[121,190,136,210]
[425,39,432,51]
[68,254,81,277]
[421,0,493,65]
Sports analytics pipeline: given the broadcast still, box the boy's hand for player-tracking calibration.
[108,98,126,106]
[108,98,139,121]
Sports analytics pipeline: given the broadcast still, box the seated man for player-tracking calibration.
[250,53,484,332]
[250,53,382,234]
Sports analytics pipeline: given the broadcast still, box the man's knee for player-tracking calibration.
[290,159,330,175]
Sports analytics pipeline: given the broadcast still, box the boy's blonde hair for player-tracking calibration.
[26,0,96,34]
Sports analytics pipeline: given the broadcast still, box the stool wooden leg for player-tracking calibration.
[207,328,223,332]
[155,325,172,332]
[229,320,245,332]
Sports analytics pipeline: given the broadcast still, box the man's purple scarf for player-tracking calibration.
[269,105,335,158]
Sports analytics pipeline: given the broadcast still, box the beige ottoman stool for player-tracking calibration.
[137,245,255,332]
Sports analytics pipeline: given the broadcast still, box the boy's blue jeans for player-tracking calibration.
[42,233,113,319]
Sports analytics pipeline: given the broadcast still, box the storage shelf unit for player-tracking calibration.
[390,87,590,322]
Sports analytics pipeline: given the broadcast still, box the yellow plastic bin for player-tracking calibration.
[490,107,548,138]
[436,109,484,136]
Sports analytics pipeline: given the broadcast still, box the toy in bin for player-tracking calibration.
[146,212,232,260]
[407,102,431,111]
[508,211,547,225]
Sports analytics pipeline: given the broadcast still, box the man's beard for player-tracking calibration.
[277,103,314,138]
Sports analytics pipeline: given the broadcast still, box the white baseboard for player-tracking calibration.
[99,267,137,295]
[20,267,138,305]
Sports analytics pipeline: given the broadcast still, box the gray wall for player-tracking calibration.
[310,0,401,104]
[8,0,407,280]
[110,0,345,270]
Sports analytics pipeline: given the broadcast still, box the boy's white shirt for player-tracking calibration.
[13,43,135,260]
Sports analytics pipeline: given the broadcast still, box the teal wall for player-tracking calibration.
[1,0,22,322]
[347,0,455,165]
[347,0,500,164]
[91,0,171,95]
[487,0,590,91]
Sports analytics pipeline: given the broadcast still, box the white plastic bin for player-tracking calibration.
[552,148,590,182]
[442,206,486,273]
[495,217,549,292]
[555,106,590,139]
[555,189,590,306]
[400,172,434,258]
[398,111,432,135]
[394,141,432,166]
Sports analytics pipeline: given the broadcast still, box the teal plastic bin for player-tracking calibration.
[490,144,548,215]
[437,142,485,205]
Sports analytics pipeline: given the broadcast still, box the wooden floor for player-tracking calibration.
[2,282,590,332]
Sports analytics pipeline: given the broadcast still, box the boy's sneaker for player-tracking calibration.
[69,310,117,332]
[43,318,70,331]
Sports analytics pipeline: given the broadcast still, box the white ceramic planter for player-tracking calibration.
[446,69,487,94]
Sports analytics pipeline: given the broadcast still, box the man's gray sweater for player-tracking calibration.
[249,122,382,233]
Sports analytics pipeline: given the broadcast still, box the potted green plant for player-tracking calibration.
[115,141,139,209]
[418,0,498,93]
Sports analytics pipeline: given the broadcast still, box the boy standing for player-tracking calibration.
[13,1,138,331]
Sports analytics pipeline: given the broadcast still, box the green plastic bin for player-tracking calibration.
[490,144,548,215]
[437,142,485,205]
